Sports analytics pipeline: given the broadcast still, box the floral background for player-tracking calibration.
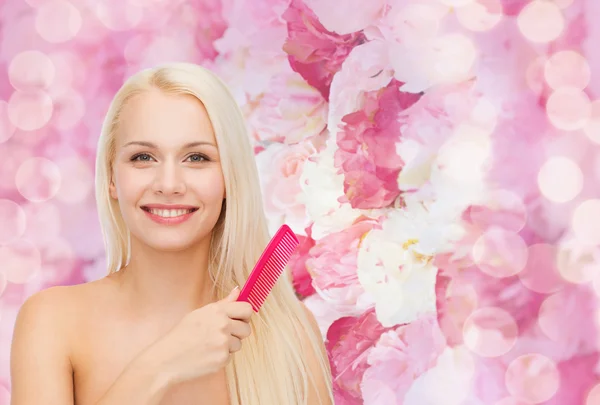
[1,0,600,403]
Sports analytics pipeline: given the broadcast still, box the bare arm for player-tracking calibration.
[92,349,172,405]
[10,287,75,405]
[10,287,171,405]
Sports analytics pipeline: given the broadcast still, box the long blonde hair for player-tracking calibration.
[94,62,333,404]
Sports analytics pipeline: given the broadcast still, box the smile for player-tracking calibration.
[141,206,199,225]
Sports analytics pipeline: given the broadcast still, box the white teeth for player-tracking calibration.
[147,208,194,218]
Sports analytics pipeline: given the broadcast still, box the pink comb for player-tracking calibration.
[237,224,299,312]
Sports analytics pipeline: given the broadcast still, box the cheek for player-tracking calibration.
[189,169,225,203]
[113,167,150,203]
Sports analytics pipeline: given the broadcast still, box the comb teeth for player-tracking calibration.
[237,225,300,312]
[247,235,297,311]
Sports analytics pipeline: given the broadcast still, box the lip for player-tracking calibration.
[141,205,198,225]
[141,204,199,210]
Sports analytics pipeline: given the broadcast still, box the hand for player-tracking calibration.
[142,287,254,385]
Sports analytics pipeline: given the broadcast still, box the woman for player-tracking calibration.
[10,62,334,405]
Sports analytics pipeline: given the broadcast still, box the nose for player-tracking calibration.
[151,162,186,196]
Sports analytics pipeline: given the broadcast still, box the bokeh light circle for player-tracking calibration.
[556,239,600,284]
[544,50,591,91]
[8,50,55,91]
[0,239,41,284]
[24,0,53,7]
[546,87,592,131]
[583,100,600,145]
[470,96,498,134]
[51,89,86,130]
[455,0,503,32]
[7,90,54,131]
[392,3,444,47]
[519,243,566,294]
[39,237,77,284]
[473,227,528,278]
[470,189,527,232]
[0,199,27,245]
[572,199,600,246]
[517,1,564,44]
[537,156,583,203]
[22,202,61,248]
[439,280,479,343]
[553,0,574,8]
[0,101,16,144]
[0,143,32,190]
[463,307,518,357]
[55,156,94,203]
[505,353,560,403]
[94,1,143,31]
[494,397,531,405]
[437,0,475,6]
[437,126,491,183]
[35,0,82,43]
[15,157,62,202]
[538,292,565,341]
[430,34,478,84]
[587,383,600,405]
[0,270,7,297]
[526,56,547,95]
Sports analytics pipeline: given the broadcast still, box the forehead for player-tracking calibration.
[116,89,216,146]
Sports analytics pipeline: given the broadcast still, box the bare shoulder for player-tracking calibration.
[15,281,102,329]
[10,281,107,405]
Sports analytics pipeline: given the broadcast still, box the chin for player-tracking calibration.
[141,235,207,253]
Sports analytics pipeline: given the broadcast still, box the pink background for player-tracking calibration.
[1,0,600,403]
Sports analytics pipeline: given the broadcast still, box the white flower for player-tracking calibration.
[298,140,369,239]
[327,39,394,139]
[356,211,438,327]
[403,346,477,405]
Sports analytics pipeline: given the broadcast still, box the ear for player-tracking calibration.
[109,179,118,200]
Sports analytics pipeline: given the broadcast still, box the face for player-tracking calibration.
[109,89,226,252]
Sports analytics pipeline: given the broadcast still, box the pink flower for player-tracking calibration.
[256,140,316,232]
[243,70,328,145]
[211,0,291,101]
[326,309,390,404]
[327,39,394,136]
[334,79,422,209]
[361,315,446,404]
[123,0,227,71]
[301,0,387,36]
[306,219,376,313]
[282,0,366,100]
[288,225,317,298]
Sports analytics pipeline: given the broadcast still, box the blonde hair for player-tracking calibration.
[94,62,333,404]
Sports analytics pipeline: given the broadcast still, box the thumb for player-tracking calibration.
[223,286,240,302]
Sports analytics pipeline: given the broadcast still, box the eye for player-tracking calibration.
[186,153,209,162]
[131,153,154,162]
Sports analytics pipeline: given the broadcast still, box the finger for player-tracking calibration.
[224,302,254,321]
[229,319,252,340]
[222,286,240,303]
[228,336,242,353]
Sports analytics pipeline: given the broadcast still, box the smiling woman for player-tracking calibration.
[9,63,334,405]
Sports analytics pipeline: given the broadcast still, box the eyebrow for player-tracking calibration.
[123,141,217,149]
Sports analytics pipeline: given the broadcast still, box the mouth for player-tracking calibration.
[141,206,199,218]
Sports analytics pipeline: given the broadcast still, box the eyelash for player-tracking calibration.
[130,153,210,163]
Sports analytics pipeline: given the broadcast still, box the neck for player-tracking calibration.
[113,235,217,319]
